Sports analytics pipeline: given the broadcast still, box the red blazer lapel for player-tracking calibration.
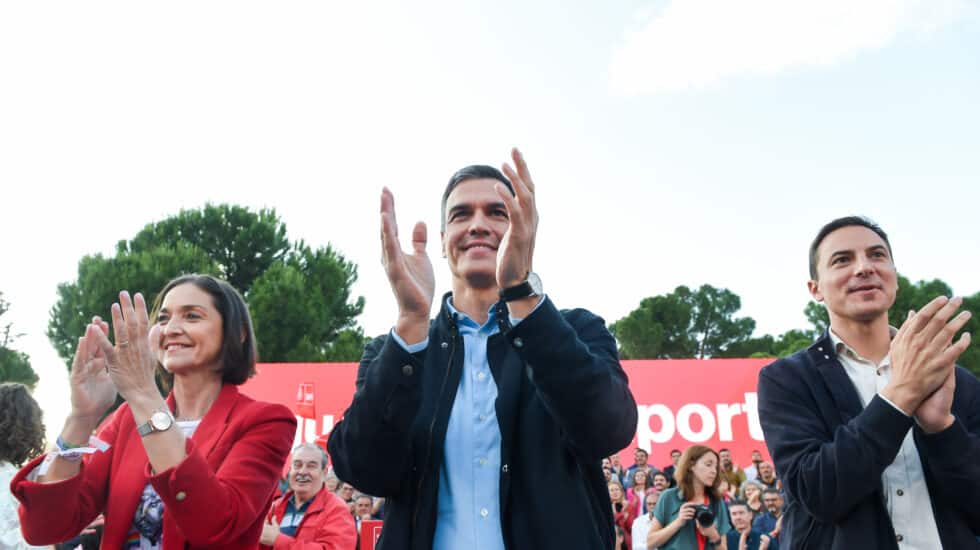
[186,384,238,458]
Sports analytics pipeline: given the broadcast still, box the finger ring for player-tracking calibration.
[118,341,130,348]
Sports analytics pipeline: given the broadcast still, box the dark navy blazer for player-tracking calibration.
[757,332,980,549]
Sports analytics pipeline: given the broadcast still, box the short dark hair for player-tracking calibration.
[0,383,45,467]
[151,274,257,385]
[809,216,892,280]
[635,448,648,456]
[762,487,781,497]
[728,500,750,513]
[440,165,514,230]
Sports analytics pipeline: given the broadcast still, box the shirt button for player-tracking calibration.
[478,414,487,421]
[480,508,489,518]
[402,364,414,376]
[175,491,187,501]
[479,457,488,465]
[896,534,903,542]
[477,372,487,381]
[896,489,904,496]
[513,337,524,348]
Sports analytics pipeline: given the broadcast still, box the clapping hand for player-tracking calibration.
[380,188,435,344]
[886,296,971,415]
[495,148,539,290]
[69,318,117,422]
[88,291,160,403]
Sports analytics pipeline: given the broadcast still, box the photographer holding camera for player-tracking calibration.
[647,446,731,550]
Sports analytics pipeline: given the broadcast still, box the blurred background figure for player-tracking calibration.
[260,443,355,549]
[0,383,46,550]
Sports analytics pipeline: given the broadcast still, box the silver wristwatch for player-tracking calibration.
[137,409,175,437]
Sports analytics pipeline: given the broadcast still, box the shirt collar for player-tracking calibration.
[828,326,897,365]
[446,296,498,329]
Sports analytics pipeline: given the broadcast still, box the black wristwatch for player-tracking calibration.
[499,272,543,302]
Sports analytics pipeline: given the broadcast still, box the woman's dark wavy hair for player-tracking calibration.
[151,274,257,386]
[0,383,45,467]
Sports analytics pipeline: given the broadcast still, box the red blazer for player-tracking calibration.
[261,487,356,550]
[11,384,296,549]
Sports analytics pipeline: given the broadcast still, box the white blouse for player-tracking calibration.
[0,461,45,550]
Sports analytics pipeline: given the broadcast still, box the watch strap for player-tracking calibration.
[499,280,534,302]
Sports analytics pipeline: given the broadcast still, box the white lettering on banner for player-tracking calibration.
[676,404,715,442]
[292,415,335,448]
[636,393,764,450]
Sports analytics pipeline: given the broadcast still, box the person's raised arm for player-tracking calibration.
[494,148,637,461]
[92,291,187,474]
[381,187,435,345]
[40,319,117,483]
[328,188,435,496]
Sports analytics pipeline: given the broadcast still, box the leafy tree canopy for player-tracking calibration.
[0,291,39,388]
[611,284,755,359]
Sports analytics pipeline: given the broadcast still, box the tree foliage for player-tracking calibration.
[48,204,367,371]
[0,292,39,388]
[125,204,289,293]
[248,243,366,362]
[611,284,755,359]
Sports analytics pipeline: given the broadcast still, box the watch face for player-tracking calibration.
[527,272,543,295]
[150,411,173,431]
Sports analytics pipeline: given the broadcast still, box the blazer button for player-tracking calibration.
[175,491,187,501]
[513,337,524,348]
[402,364,414,376]
[502,464,509,473]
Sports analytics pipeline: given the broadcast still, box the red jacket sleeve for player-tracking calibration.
[11,408,122,545]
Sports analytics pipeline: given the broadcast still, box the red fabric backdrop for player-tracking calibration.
[241,358,772,469]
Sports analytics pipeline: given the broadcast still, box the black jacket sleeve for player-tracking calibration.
[506,297,638,462]
[327,334,424,497]
[917,366,980,530]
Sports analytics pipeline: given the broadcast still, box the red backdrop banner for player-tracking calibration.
[241,358,773,469]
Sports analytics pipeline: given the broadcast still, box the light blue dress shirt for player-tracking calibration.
[391,296,544,550]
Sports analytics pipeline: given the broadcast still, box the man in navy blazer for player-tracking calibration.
[757,216,979,549]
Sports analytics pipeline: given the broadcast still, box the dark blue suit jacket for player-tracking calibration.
[757,332,980,549]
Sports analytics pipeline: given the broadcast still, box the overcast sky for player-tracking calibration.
[2,0,978,443]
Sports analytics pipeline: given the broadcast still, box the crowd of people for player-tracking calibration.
[2,153,979,549]
[602,445,783,550]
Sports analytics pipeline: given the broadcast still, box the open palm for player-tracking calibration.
[69,321,118,420]
[380,188,435,320]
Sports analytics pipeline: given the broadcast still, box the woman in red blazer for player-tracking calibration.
[11,274,296,549]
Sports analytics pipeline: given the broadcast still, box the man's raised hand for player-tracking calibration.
[886,296,972,414]
[381,187,435,344]
[496,148,539,290]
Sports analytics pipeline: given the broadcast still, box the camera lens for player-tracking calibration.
[695,506,714,527]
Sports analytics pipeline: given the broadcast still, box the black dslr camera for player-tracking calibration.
[692,505,714,527]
